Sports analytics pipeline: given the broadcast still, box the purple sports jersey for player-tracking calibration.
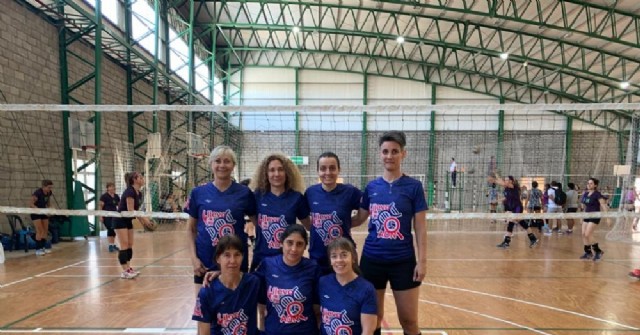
[503,187,523,213]
[252,190,310,269]
[319,274,377,335]
[185,182,256,271]
[581,191,605,212]
[192,273,260,335]
[361,176,427,261]
[255,256,320,335]
[305,184,362,268]
[114,186,141,226]
[32,188,51,208]
[100,193,120,212]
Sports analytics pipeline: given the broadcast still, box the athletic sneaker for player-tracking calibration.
[496,242,510,249]
[44,248,51,254]
[566,229,573,235]
[629,269,640,278]
[121,270,136,279]
[529,238,539,248]
[593,251,604,262]
[35,249,45,256]
[108,245,115,253]
[580,252,593,260]
[128,268,140,276]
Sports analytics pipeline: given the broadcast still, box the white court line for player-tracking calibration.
[423,282,640,330]
[41,274,191,278]
[426,258,638,262]
[0,260,87,288]
[71,265,192,268]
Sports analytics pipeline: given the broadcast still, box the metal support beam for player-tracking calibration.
[294,68,300,156]
[497,97,505,173]
[361,74,368,189]
[564,116,573,186]
[427,85,437,207]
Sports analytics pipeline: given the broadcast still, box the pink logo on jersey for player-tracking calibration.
[322,308,354,335]
[202,209,236,245]
[217,309,249,335]
[193,297,203,318]
[268,286,308,324]
[369,202,404,240]
[259,214,288,249]
[312,212,344,246]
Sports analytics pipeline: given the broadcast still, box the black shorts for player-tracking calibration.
[529,206,542,211]
[31,214,49,221]
[194,275,204,285]
[584,218,601,224]
[113,218,133,230]
[360,254,420,291]
[566,208,578,213]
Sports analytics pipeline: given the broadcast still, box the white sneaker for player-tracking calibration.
[121,270,136,279]
[128,268,140,277]
[35,249,45,256]
[44,248,51,254]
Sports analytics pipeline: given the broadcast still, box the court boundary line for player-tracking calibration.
[0,260,87,288]
[0,248,186,330]
[423,282,640,330]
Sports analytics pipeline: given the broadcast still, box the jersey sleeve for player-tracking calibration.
[360,281,378,315]
[350,186,363,211]
[254,262,268,305]
[192,287,213,323]
[185,188,198,218]
[360,184,370,210]
[413,182,428,212]
[99,193,108,203]
[245,190,257,217]
[296,193,311,220]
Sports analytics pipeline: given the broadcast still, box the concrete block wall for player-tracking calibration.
[0,1,170,233]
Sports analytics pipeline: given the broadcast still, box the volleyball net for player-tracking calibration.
[0,103,639,243]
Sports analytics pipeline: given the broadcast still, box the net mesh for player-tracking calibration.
[0,103,638,243]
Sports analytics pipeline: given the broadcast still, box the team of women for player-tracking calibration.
[29,130,633,335]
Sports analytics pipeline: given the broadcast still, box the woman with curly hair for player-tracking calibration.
[250,153,310,272]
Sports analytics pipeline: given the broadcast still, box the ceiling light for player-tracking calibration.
[523,61,528,67]
[396,36,405,44]
[620,81,630,89]
[292,26,300,33]
[499,52,509,60]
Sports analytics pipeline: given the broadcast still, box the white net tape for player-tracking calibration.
[2,103,640,113]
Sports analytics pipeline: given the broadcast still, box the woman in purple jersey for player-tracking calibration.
[579,178,608,261]
[114,171,152,279]
[356,131,427,335]
[186,145,257,295]
[305,152,366,274]
[30,179,53,256]
[255,224,320,335]
[249,153,310,272]
[489,175,539,249]
[192,234,260,335]
[319,237,377,335]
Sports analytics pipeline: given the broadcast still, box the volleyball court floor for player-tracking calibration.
[1,221,639,335]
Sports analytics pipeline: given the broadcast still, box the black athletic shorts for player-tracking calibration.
[194,275,204,285]
[30,214,49,221]
[360,254,420,291]
[566,208,578,213]
[113,218,133,229]
[584,218,601,224]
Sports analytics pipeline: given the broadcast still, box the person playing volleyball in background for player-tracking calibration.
[99,182,120,253]
[185,145,256,294]
[249,153,310,272]
[357,131,427,335]
[192,234,260,335]
[490,174,539,249]
[580,178,608,261]
[319,237,377,335]
[114,171,151,279]
[30,179,53,256]
[305,152,366,274]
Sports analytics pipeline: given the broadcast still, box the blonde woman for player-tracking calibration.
[249,153,310,272]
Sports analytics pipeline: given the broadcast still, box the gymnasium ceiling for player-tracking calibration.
[172,0,640,122]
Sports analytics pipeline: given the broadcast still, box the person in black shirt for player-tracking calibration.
[30,179,53,256]
[114,172,151,279]
[99,182,120,252]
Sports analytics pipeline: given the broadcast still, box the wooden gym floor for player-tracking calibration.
[1,221,639,335]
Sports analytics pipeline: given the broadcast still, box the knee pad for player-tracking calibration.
[127,248,133,261]
[107,229,116,237]
[373,328,381,335]
[118,250,128,265]
[518,220,529,230]
[507,222,515,233]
